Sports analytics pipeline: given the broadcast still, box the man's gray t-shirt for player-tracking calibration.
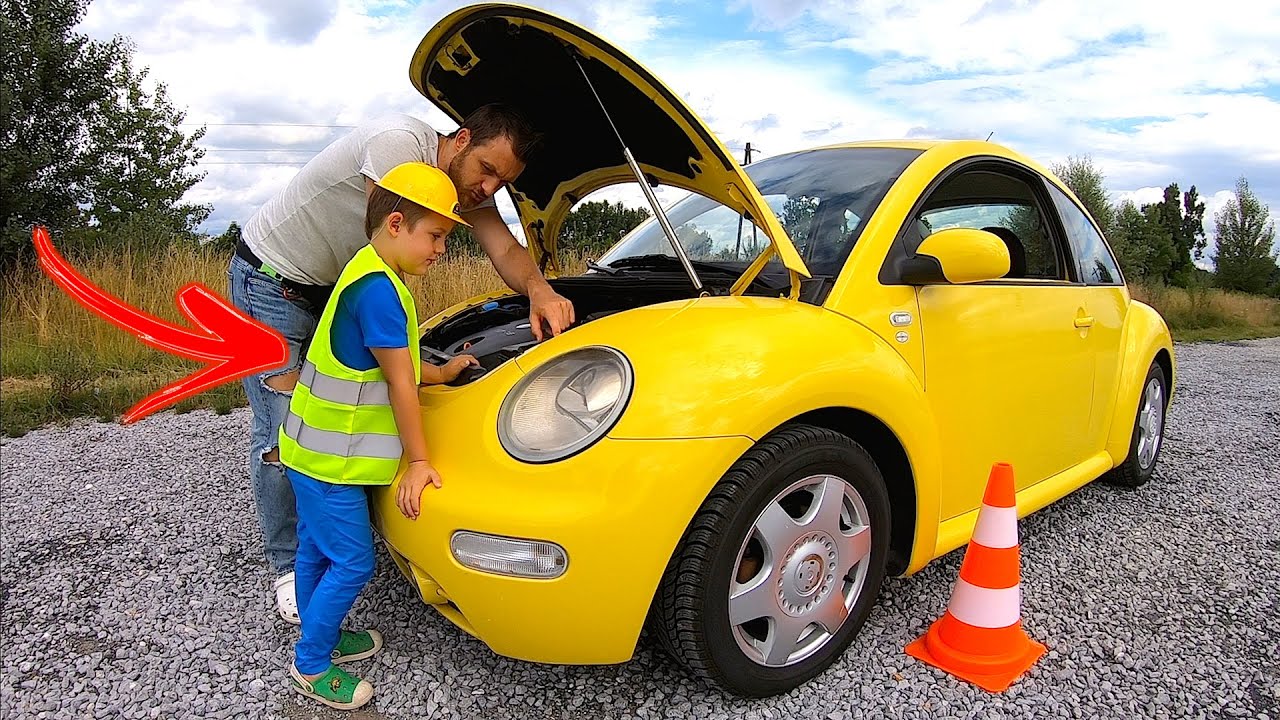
[242,113,493,286]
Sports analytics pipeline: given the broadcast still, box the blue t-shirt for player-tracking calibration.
[286,273,406,489]
[329,273,408,370]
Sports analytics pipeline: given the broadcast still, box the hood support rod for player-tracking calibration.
[571,54,704,293]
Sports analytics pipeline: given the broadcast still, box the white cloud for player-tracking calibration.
[73,0,1280,271]
[77,0,670,234]
[1114,186,1168,210]
[643,41,913,159]
[734,0,1280,85]
[730,0,1280,253]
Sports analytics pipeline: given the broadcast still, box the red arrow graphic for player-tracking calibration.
[32,226,289,423]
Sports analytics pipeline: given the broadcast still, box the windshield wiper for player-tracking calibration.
[605,253,798,295]
[586,259,622,276]
[606,254,743,277]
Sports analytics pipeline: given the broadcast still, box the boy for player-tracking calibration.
[277,161,478,710]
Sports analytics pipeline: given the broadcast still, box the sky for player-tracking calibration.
[78,0,1280,267]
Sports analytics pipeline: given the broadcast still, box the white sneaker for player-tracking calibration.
[274,571,300,625]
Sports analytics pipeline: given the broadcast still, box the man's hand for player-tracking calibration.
[396,461,442,520]
[529,284,575,341]
[464,204,577,340]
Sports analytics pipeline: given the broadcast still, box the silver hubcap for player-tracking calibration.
[1137,377,1164,469]
[729,475,873,667]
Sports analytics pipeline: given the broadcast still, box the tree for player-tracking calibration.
[557,199,651,258]
[1182,186,1208,263]
[779,195,819,251]
[80,51,209,240]
[444,225,483,258]
[1140,183,1206,286]
[1211,177,1278,295]
[1110,199,1160,280]
[2,0,118,266]
[1,0,208,267]
[206,220,241,255]
[1051,155,1115,237]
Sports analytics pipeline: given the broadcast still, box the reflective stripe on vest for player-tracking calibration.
[298,360,391,406]
[282,411,403,460]
[277,244,420,485]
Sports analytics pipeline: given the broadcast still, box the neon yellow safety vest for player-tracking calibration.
[278,244,421,486]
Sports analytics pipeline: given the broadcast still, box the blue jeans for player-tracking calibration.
[289,468,376,675]
[227,254,320,577]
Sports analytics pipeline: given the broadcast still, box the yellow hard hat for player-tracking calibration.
[375,161,472,227]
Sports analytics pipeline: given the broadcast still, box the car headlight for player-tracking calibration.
[497,346,633,463]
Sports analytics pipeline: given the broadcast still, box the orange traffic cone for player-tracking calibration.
[905,462,1046,692]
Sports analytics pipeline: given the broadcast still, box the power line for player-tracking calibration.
[200,160,311,165]
[181,122,356,128]
[200,147,327,152]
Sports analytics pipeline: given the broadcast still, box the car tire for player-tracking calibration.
[1104,361,1168,488]
[651,424,891,698]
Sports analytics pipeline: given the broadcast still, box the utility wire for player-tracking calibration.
[200,161,311,165]
[200,147,327,152]
[181,122,356,128]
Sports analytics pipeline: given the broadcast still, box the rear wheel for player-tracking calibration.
[1104,361,1168,487]
[653,424,891,697]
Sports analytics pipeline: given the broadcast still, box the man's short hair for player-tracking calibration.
[455,103,543,164]
[365,184,431,240]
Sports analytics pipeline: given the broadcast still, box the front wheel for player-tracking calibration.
[1104,361,1168,487]
[652,424,891,697]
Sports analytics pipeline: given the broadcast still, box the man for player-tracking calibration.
[227,104,574,623]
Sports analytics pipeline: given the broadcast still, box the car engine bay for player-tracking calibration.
[419,272,731,386]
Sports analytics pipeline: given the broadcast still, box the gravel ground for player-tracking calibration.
[2,337,1278,720]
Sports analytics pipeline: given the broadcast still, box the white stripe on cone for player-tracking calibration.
[947,577,1022,629]
[971,505,1019,549]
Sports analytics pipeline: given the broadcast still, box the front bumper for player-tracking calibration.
[368,429,752,665]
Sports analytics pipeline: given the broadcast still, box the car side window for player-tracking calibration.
[909,168,1070,281]
[1045,182,1123,285]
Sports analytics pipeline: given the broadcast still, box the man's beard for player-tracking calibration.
[446,150,478,210]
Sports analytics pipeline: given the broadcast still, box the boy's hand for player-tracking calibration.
[440,354,480,381]
[397,461,442,520]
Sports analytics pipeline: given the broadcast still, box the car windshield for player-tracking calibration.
[597,146,923,281]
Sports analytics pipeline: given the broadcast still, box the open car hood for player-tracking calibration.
[409,3,810,282]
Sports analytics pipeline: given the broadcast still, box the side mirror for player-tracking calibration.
[900,228,1011,285]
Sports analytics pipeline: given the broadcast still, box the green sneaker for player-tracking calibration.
[331,629,384,664]
[289,663,373,710]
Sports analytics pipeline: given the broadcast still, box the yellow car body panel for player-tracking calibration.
[1105,299,1177,460]
[369,354,758,664]
[369,3,1177,676]
[509,296,949,575]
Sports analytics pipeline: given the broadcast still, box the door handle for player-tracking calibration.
[1074,315,1094,328]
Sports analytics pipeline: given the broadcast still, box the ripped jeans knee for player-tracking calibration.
[264,368,300,395]
[227,252,319,575]
[259,367,301,465]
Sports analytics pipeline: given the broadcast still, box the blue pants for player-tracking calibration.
[227,253,321,577]
[288,468,376,675]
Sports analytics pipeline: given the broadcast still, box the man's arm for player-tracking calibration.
[465,204,575,340]
[464,204,546,296]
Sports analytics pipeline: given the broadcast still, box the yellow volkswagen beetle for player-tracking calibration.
[369,3,1176,697]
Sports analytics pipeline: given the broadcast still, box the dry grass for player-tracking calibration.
[0,246,588,435]
[405,251,585,319]
[1130,281,1280,332]
[0,246,1274,436]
